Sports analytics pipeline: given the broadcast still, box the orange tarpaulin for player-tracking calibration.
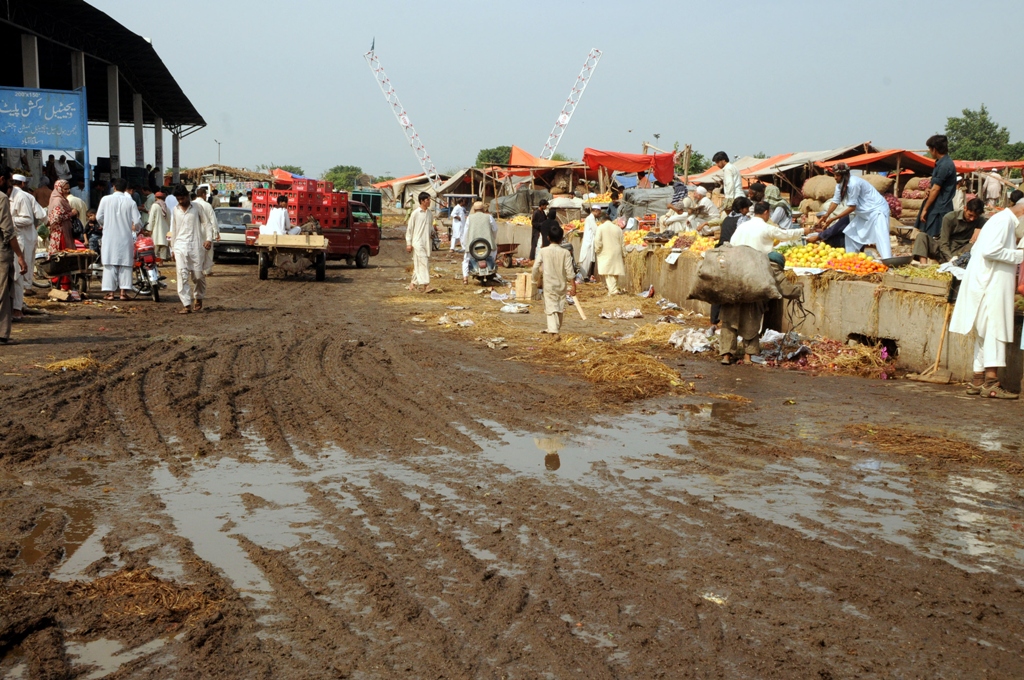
[508,145,573,169]
[372,172,425,189]
[818,149,1024,175]
[582,148,676,184]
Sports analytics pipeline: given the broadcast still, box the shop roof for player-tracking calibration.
[0,0,205,132]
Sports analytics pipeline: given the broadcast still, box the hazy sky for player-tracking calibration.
[85,0,1024,178]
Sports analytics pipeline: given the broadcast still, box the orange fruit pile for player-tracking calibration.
[826,252,887,275]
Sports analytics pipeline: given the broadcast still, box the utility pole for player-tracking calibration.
[540,48,602,160]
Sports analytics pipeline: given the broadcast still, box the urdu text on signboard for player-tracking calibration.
[0,87,87,151]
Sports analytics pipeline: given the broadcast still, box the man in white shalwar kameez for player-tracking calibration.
[10,175,45,319]
[950,195,1024,399]
[818,163,892,259]
[261,196,300,235]
[576,204,600,282]
[168,187,213,313]
[714,152,742,212]
[149,191,171,260]
[450,198,467,252]
[593,211,625,295]
[405,192,433,291]
[96,178,142,299]
[193,186,219,275]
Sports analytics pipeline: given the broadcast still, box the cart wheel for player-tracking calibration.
[315,252,326,281]
[355,246,370,269]
[258,252,269,280]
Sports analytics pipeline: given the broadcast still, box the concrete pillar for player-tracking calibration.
[172,132,180,184]
[133,93,144,168]
[154,117,163,188]
[71,51,87,170]
[22,35,42,186]
[21,35,39,88]
[107,65,120,179]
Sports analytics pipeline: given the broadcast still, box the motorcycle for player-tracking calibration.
[466,237,498,283]
[132,232,163,302]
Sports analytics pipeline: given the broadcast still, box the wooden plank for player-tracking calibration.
[881,273,949,296]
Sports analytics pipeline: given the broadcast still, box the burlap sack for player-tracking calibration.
[689,244,783,305]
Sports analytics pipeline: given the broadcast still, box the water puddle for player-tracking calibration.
[65,636,167,679]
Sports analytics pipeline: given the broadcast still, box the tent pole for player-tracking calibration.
[683,144,691,185]
[894,156,901,198]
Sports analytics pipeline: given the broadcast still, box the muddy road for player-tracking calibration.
[2,230,1024,678]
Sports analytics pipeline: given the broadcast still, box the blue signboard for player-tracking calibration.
[0,86,88,151]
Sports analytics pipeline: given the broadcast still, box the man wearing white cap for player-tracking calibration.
[694,186,721,230]
[949,189,1024,399]
[9,174,45,319]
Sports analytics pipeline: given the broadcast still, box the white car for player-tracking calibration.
[213,207,255,260]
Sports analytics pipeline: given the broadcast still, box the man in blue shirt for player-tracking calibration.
[918,134,956,238]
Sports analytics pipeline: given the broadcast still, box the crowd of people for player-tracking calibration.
[0,163,227,343]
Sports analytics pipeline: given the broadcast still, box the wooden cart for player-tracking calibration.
[256,234,328,281]
[37,251,98,293]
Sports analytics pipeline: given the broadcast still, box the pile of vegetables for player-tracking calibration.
[826,252,887,275]
[891,264,952,280]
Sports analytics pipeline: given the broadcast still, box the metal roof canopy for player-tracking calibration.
[0,0,205,137]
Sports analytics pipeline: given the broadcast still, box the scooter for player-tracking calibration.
[466,238,497,283]
[132,231,164,302]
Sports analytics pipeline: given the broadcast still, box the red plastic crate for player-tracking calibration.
[252,188,269,202]
[316,181,333,193]
[291,179,316,192]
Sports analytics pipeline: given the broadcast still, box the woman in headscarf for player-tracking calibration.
[47,179,76,290]
[149,190,171,260]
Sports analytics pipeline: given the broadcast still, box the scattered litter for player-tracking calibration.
[447,305,467,310]
[410,317,425,323]
[437,314,452,325]
[701,592,727,606]
[760,329,786,345]
[474,288,487,295]
[500,303,530,314]
[486,337,508,349]
[638,285,655,298]
[490,290,509,301]
[668,329,713,353]
[457,320,475,327]
[599,308,644,320]
[783,398,797,405]
[656,315,687,324]
[655,298,680,311]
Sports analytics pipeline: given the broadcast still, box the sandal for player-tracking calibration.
[966,373,985,395]
[720,354,733,365]
[176,306,192,314]
[982,382,1019,400]
[193,300,203,311]
[103,294,116,301]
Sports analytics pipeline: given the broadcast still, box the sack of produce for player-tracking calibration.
[689,244,783,305]
[862,174,894,194]
[797,198,822,214]
[802,175,837,201]
[906,177,922,191]
[901,198,924,211]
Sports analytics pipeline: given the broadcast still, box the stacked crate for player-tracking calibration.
[250,184,347,227]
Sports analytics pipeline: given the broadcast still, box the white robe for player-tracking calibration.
[96,192,141,267]
[170,203,212,305]
[149,200,170,248]
[578,214,598,274]
[261,207,299,235]
[949,208,1023,345]
[194,197,219,273]
[11,187,45,310]
[833,176,891,259]
[594,220,625,276]
[730,216,802,253]
[450,204,466,246]
[406,207,433,285]
[722,163,742,200]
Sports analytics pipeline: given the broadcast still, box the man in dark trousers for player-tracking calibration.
[918,134,956,238]
[529,198,550,260]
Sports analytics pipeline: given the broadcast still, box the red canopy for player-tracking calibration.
[819,149,1024,175]
[583,148,676,184]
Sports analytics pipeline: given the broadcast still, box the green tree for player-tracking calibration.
[475,146,512,168]
[375,175,395,183]
[550,152,574,162]
[945,105,1024,160]
[322,165,364,190]
[673,142,710,176]
[752,151,768,159]
[256,163,304,175]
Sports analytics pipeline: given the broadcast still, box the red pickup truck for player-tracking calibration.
[247,188,380,268]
